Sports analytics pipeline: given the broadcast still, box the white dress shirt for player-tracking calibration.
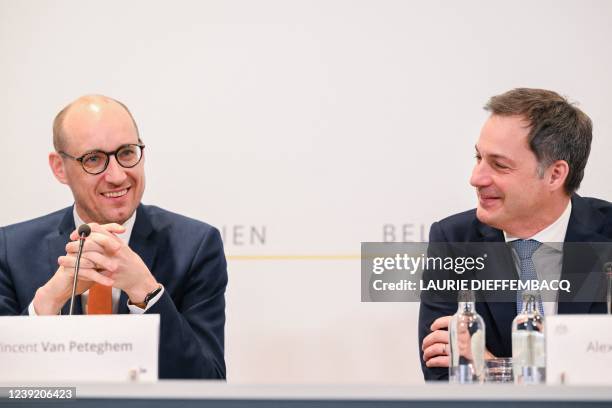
[29,206,163,315]
[504,200,572,316]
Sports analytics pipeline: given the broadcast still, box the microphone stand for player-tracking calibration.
[69,225,91,315]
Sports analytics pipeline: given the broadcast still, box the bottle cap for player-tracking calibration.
[521,290,538,302]
[457,289,475,303]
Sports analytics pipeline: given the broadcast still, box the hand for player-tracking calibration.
[422,315,496,368]
[422,316,452,368]
[32,231,116,315]
[66,223,158,304]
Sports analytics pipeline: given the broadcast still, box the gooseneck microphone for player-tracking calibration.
[602,262,612,315]
[607,263,612,315]
[68,224,91,315]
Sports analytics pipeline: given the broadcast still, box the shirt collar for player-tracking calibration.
[72,206,137,244]
[504,200,572,250]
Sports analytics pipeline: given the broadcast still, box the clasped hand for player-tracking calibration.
[58,223,156,303]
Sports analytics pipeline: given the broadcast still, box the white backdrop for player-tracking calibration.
[1,0,612,384]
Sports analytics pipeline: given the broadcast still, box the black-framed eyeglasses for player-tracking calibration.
[59,144,145,175]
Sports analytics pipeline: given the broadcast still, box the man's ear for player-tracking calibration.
[547,160,569,192]
[49,152,68,184]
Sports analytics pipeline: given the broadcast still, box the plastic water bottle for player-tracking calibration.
[449,290,486,383]
[512,292,546,384]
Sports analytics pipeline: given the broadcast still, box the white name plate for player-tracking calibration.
[0,314,159,383]
[546,314,612,385]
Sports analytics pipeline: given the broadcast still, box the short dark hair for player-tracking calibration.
[484,88,592,195]
[53,95,140,152]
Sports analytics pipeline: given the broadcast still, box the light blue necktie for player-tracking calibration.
[511,239,545,316]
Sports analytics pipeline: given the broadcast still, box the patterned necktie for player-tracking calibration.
[88,283,112,314]
[510,239,544,316]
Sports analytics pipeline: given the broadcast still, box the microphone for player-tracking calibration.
[605,262,612,315]
[68,224,91,315]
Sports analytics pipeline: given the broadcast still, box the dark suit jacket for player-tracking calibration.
[418,195,612,381]
[0,204,227,379]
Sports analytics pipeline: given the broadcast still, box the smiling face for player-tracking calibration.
[469,114,567,237]
[49,97,145,225]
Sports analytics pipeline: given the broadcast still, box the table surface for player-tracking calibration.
[2,381,612,399]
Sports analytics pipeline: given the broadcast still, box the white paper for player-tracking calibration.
[546,314,612,385]
[0,314,159,383]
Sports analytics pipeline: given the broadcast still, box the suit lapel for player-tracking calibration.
[118,205,157,314]
[474,221,517,341]
[47,207,85,315]
[558,195,611,314]
[476,195,611,316]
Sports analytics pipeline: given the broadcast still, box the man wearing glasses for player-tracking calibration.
[0,95,227,379]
